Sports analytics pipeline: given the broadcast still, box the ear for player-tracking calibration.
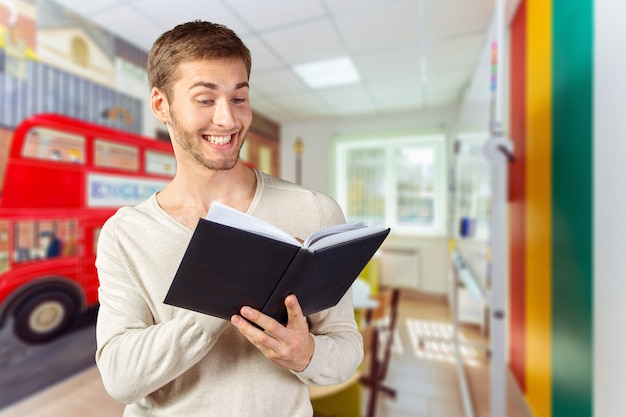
[151,87,170,123]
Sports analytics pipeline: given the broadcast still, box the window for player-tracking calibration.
[22,128,85,164]
[71,36,89,68]
[12,219,78,262]
[452,135,492,240]
[95,139,139,171]
[334,134,447,235]
[145,150,176,176]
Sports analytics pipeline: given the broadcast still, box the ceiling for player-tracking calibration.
[51,0,518,125]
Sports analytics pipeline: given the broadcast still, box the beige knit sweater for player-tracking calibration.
[95,170,363,417]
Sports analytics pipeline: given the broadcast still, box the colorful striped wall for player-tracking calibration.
[508,1,593,416]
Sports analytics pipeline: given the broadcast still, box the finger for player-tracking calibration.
[239,306,279,334]
[231,311,279,349]
[232,303,313,371]
[231,313,255,334]
[284,294,308,330]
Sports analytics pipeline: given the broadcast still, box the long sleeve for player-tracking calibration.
[95,209,230,403]
[296,289,364,385]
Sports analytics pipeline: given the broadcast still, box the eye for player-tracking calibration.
[197,98,215,105]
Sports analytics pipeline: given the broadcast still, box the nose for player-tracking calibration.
[212,98,236,128]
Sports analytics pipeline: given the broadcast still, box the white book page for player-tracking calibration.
[207,202,385,251]
[206,202,301,246]
[302,222,365,248]
[306,224,387,251]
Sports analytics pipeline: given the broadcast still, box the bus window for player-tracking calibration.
[57,219,78,257]
[146,150,176,176]
[22,127,85,164]
[0,221,8,274]
[13,219,78,262]
[95,139,139,171]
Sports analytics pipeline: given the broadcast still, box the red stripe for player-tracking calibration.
[508,0,527,393]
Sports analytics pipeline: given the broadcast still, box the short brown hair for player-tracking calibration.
[147,20,252,100]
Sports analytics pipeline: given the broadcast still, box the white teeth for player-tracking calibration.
[206,135,231,145]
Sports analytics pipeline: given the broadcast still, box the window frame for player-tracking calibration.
[332,133,448,236]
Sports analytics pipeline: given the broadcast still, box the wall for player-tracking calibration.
[280,108,455,197]
[594,2,626,417]
[280,107,457,295]
[453,1,611,416]
[508,1,594,416]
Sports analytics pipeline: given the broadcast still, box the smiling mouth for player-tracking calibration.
[204,134,233,145]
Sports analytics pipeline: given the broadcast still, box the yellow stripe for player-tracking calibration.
[525,0,552,416]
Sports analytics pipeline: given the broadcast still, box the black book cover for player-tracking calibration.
[164,218,390,324]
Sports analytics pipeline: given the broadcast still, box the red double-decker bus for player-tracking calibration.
[0,114,175,343]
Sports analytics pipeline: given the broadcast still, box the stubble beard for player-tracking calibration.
[169,109,243,171]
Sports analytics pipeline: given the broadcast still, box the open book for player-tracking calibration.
[164,202,390,325]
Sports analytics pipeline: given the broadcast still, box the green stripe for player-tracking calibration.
[551,0,594,416]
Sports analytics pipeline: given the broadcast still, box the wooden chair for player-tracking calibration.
[359,287,401,417]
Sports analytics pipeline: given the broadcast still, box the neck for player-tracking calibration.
[157,161,257,229]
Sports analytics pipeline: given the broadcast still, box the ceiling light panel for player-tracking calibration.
[293,56,361,89]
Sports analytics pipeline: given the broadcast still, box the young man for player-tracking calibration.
[95,21,363,417]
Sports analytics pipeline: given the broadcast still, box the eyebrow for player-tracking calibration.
[189,81,249,91]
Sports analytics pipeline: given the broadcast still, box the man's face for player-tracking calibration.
[40,235,51,247]
[159,58,252,172]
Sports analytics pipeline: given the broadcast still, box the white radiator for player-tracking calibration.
[380,248,420,289]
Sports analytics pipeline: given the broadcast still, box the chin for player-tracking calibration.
[206,157,240,171]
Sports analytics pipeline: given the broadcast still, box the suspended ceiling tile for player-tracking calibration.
[427,33,486,72]
[354,46,421,83]
[250,68,308,95]
[221,0,326,32]
[425,0,495,40]
[259,19,345,65]
[333,0,420,53]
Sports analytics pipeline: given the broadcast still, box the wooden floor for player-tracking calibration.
[362,291,533,417]
[0,291,533,417]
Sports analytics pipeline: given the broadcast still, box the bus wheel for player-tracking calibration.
[13,291,76,344]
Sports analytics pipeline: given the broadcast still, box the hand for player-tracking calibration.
[231,294,314,372]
